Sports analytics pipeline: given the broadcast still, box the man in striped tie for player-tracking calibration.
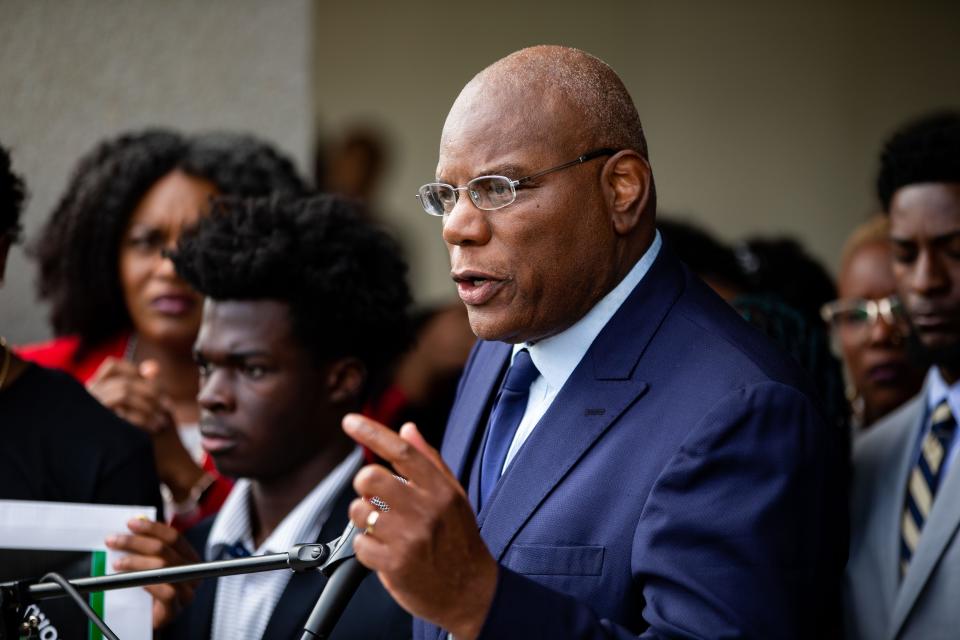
[846,111,960,640]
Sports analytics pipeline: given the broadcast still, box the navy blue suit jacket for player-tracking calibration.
[416,247,845,639]
[162,483,410,640]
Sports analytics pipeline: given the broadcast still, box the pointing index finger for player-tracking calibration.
[343,414,439,486]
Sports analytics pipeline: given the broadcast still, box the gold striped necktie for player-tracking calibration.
[901,400,957,578]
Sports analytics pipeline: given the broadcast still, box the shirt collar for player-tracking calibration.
[207,447,363,560]
[513,230,662,391]
[927,367,960,421]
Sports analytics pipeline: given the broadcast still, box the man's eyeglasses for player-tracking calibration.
[820,295,906,332]
[416,148,616,217]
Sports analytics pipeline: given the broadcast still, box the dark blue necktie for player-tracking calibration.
[222,541,251,559]
[479,348,540,509]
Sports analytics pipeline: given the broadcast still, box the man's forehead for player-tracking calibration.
[889,184,960,237]
[197,299,292,348]
[437,81,577,179]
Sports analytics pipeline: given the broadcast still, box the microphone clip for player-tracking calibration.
[287,543,335,572]
[317,522,361,576]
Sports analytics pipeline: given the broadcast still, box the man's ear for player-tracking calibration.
[601,151,652,235]
[326,357,367,405]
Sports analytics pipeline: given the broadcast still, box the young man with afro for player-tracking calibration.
[107,194,412,639]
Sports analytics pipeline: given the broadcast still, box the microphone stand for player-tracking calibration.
[0,540,338,639]
[299,521,367,640]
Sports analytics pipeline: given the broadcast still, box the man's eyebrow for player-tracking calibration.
[932,230,960,244]
[193,349,270,362]
[437,163,529,184]
[480,163,527,178]
[225,350,269,360]
[890,230,960,244]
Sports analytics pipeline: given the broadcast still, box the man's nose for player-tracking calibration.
[198,368,234,413]
[441,195,492,247]
[910,250,950,296]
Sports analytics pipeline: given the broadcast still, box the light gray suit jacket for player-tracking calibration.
[845,387,960,639]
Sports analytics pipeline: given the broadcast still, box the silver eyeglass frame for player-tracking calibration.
[416,147,617,216]
[820,295,904,327]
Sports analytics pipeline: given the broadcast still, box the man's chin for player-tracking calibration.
[466,309,518,343]
[906,332,960,371]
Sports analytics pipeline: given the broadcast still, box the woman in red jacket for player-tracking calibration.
[19,129,306,529]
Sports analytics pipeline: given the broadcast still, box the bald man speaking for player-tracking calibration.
[344,46,845,639]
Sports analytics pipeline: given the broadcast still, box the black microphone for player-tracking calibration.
[300,493,395,640]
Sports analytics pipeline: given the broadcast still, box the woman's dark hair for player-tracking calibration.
[734,236,836,324]
[0,144,26,241]
[658,217,747,294]
[172,195,412,392]
[32,129,307,349]
[877,111,960,212]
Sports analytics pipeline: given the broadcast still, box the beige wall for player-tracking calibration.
[0,0,311,343]
[2,2,957,342]
[312,1,960,307]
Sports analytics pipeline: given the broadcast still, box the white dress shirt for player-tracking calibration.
[207,448,363,640]
[500,231,663,474]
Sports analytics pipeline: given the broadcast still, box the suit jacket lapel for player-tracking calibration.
[260,480,355,639]
[441,341,511,508]
[868,397,925,632]
[263,567,327,639]
[891,397,960,638]
[187,570,217,639]
[173,519,218,640]
[476,248,682,560]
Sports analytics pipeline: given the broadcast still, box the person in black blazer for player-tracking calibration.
[0,142,162,515]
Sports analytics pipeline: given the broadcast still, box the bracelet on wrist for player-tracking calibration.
[162,471,216,517]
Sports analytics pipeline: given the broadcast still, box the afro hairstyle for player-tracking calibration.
[172,194,413,394]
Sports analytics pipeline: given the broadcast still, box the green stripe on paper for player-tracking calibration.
[88,551,106,640]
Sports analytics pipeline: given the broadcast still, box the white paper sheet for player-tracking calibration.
[0,499,156,640]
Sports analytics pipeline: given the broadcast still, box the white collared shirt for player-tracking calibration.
[207,448,363,640]
[500,231,663,474]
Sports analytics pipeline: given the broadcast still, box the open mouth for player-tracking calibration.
[452,271,507,306]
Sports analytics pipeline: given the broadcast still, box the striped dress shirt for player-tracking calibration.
[207,448,363,640]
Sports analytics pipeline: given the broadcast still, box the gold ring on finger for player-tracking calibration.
[365,510,380,535]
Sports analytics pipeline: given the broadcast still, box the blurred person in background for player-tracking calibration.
[734,235,849,433]
[315,124,389,209]
[317,123,477,447]
[736,235,838,324]
[660,217,849,435]
[821,216,925,430]
[657,217,747,301]
[846,111,960,639]
[17,129,306,529]
[366,303,476,449]
[0,142,161,511]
